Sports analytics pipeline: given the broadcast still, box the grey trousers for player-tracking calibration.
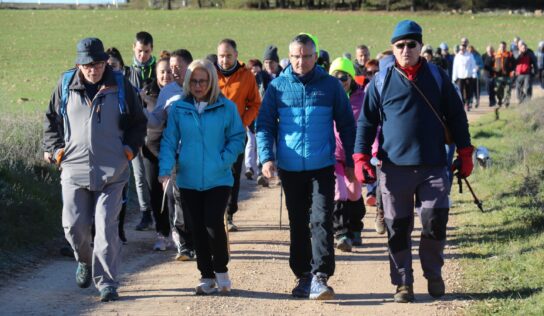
[379,163,450,286]
[131,149,151,212]
[62,180,125,291]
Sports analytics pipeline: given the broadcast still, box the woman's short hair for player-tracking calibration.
[183,59,220,105]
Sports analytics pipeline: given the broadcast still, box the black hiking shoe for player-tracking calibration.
[245,168,254,180]
[100,286,119,302]
[292,273,312,298]
[76,262,92,288]
[394,285,414,303]
[428,277,446,298]
[135,210,153,231]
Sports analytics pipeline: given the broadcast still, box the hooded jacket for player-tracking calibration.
[256,64,356,172]
[159,95,245,191]
[335,84,364,162]
[43,66,147,191]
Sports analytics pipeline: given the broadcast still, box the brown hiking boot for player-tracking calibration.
[428,277,446,298]
[394,285,414,303]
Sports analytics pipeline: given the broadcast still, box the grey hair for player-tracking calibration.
[289,34,316,53]
[183,59,220,105]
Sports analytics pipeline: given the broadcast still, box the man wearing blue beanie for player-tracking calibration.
[353,20,474,303]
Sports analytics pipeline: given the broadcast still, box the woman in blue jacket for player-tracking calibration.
[158,59,245,295]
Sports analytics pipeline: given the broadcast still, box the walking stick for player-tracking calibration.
[279,185,283,230]
[160,178,170,214]
[456,174,484,212]
[225,212,231,255]
[476,76,480,107]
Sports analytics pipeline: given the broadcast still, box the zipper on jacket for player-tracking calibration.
[199,111,205,191]
[301,84,306,171]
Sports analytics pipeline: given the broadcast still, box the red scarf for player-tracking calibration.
[396,58,423,81]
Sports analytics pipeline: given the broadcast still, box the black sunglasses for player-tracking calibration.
[336,74,349,82]
[395,41,418,50]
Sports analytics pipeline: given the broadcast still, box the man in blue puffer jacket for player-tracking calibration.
[256,33,356,301]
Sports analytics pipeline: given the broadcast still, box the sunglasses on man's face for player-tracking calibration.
[366,69,378,76]
[395,41,418,50]
[335,74,349,82]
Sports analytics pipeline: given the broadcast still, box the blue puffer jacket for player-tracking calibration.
[256,65,355,172]
[159,95,245,191]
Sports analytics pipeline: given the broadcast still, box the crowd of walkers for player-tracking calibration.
[42,21,544,303]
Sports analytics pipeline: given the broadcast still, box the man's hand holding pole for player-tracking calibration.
[352,153,376,184]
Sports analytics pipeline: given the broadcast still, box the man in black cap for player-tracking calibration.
[43,37,147,302]
[263,45,283,78]
[353,20,473,303]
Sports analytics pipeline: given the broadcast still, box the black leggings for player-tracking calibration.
[142,146,170,237]
[180,186,231,278]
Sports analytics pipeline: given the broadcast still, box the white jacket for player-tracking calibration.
[452,51,477,82]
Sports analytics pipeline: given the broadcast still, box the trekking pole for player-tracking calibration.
[456,172,484,212]
[225,212,231,255]
[454,161,484,212]
[279,185,283,230]
[160,178,170,214]
[462,176,484,212]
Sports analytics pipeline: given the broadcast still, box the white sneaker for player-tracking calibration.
[215,272,232,294]
[196,278,217,295]
[153,233,168,251]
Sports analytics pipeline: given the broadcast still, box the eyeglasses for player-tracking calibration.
[366,69,378,76]
[190,79,209,87]
[335,74,349,82]
[394,41,418,50]
[81,61,105,69]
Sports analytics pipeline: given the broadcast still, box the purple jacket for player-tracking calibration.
[335,84,364,162]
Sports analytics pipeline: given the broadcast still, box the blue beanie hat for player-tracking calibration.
[390,20,423,44]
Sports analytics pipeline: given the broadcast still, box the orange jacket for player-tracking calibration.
[217,62,261,127]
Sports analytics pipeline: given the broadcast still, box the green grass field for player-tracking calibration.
[1,8,544,314]
[450,101,544,315]
[1,9,544,113]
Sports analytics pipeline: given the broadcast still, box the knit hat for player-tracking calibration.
[263,45,279,62]
[75,37,109,65]
[329,57,356,79]
[390,20,423,44]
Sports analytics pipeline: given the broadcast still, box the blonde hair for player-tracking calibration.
[183,59,220,105]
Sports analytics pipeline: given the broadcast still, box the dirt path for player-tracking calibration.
[2,86,542,316]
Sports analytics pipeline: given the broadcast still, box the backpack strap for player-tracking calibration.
[60,69,76,141]
[375,55,395,97]
[60,69,76,118]
[113,70,127,115]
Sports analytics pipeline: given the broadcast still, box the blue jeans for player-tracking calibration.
[279,166,336,278]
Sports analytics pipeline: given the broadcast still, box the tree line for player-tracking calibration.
[150,0,544,10]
